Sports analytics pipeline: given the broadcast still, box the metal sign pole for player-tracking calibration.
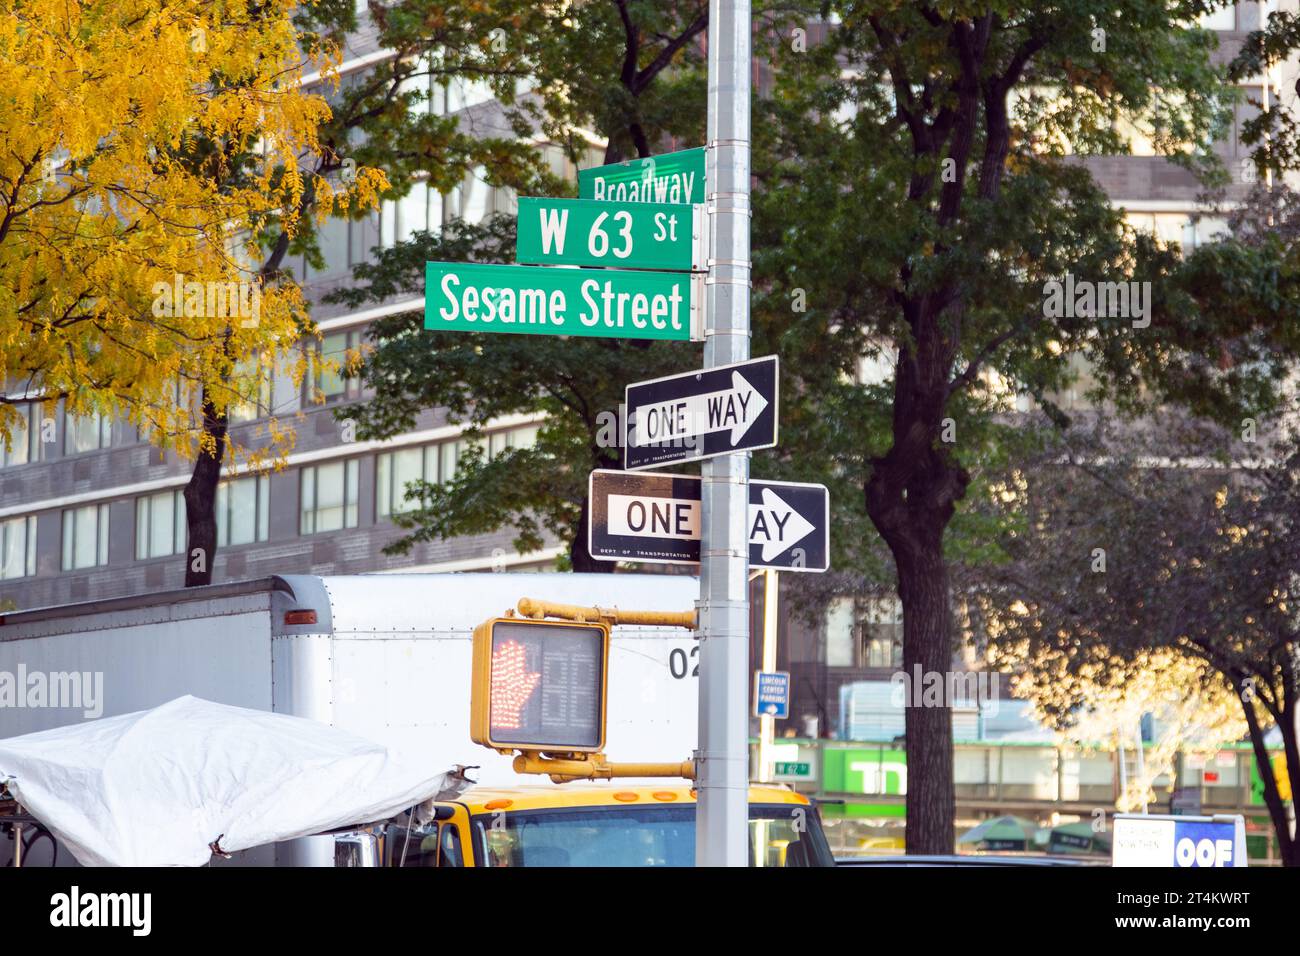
[757,568,779,783]
[696,0,751,867]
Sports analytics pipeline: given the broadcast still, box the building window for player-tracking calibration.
[61,504,109,570]
[824,597,857,668]
[440,438,466,484]
[376,445,440,517]
[375,427,534,519]
[217,475,271,547]
[1,405,42,468]
[489,424,538,459]
[863,602,904,669]
[0,516,37,580]
[228,357,273,424]
[1197,5,1236,31]
[310,329,363,404]
[300,460,360,534]
[135,490,186,560]
[64,410,112,455]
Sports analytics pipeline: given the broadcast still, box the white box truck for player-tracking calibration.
[0,572,704,865]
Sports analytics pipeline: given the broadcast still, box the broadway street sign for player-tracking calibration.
[578,146,707,205]
[587,469,830,572]
[425,262,702,341]
[516,197,704,272]
[623,355,777,469]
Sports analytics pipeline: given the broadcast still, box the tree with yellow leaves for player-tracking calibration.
[0,0,387,582]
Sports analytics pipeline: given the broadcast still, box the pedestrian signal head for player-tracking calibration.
[470,617,610,752]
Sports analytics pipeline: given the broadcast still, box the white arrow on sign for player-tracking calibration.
[750,488,815,562]
[630,370,769,447]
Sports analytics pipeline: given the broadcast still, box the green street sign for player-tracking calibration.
[578,147,706,205]
[425,262,701,341]
[774,761,814,781]
[516,197,703,272]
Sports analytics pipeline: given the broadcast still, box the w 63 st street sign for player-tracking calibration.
[425,262,702,341]
[588,469,830,572]
[516,198,704,272]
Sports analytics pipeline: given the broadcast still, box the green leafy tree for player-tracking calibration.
[749,1,1300,853]
[332,1,732,570]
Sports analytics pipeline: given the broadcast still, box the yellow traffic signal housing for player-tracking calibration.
[471,616,610,753]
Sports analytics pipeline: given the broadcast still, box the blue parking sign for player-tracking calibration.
[753,671,790,719]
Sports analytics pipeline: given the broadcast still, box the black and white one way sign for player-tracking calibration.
[623,355,778,470]
[588,469,829,572]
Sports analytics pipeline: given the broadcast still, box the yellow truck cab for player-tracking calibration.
[363,784,834,867]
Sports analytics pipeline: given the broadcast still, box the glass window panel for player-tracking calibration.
[428,191,444,233]
[216,482,231,547]
[312,216,349,278]
[175,493,187,555]
[376,453,392,517]
[380,200,396,247]
[61,512,74,571]
[226,477,258,546]
[62,504,107,570]
[135,498,150,560]
[149,493,175,559]
[440,440,464,483]
[317,332,349,399]
[0,517,28,579]
[459,170,488,224]
[1197,5,1236,30]
[2,408,31,467]
[346,459,359,527]
[316,462,346,532]
[300,468,317,534]
[302,461,358,534]
[97,505,109,565]
[65,412,102,454]
[257,476,269,542]
[389,447,424,514]
[399,182,429,241]
[229,357,272,423]
[74,505,97,568]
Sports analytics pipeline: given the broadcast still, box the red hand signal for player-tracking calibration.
[490,639,542,730]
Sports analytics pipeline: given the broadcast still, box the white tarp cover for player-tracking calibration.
[0,695,454,867]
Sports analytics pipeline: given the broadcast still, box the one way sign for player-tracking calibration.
[588,469,829,572]
[624,356,778,470]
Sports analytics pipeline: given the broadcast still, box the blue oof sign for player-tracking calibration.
[1112,814,1247,868]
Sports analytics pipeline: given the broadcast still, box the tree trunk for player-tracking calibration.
[1279,699,1300,866]
[1240,690,1296,865]
[894,525,956,855]
[183,388,228,587]
[864,360,968,853]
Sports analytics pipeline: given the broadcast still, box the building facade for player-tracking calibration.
[1,2,1295,723]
